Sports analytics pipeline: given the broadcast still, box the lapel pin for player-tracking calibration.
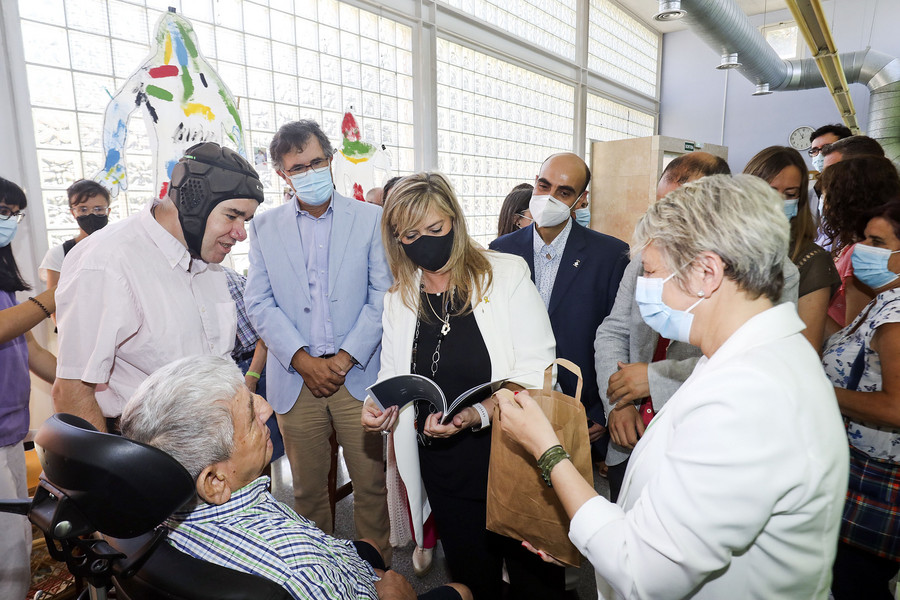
[573,259,581,268]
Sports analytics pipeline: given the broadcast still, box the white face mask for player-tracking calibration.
[529,194,572,228]
[811,154,825,173]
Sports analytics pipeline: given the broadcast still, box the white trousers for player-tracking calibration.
[0,444,31,600]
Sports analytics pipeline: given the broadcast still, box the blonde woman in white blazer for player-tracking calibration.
[362,173,556,599]
[499,175,849,600]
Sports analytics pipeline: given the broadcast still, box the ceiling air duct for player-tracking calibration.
[654,0,686,22]
[679,0,900,161]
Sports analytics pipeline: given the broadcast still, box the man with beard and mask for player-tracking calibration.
[490,152,629,464]
[40,179,113,293]
[244,120,393,563]
[52,142,264,433]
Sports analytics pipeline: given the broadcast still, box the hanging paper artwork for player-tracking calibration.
[332,111,392,201]
[95,9,244,200]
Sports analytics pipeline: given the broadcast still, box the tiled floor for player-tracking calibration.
[270,452,610,598]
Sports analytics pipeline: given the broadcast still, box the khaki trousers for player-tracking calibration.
[277,384,391,563]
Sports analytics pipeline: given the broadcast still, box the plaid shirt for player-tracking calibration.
[166,477,379,600]
[224,267,260,359]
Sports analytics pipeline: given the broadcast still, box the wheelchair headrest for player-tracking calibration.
[34,413,195,538]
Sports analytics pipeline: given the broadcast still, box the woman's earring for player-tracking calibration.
[697,290,705,297]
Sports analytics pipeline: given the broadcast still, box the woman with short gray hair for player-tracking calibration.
[498,174,849,599]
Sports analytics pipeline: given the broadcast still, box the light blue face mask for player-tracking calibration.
[783,198,799,220]
[0,218,17,248]
[852,243,900,289]
[811,153,826,173]
[635,272,704,344]
[288,166,334,207]
[574,206,591,228]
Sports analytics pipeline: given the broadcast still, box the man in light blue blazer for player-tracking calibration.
[245,120,393,562]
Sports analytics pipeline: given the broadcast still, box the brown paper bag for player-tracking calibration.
[486,358,593,567]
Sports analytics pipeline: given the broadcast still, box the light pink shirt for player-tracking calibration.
[56,203,236,417]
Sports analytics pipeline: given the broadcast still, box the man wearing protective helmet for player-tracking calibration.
[52,142,264,433]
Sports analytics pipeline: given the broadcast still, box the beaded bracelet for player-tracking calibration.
[537,444,570,488]
[28,296,52,319]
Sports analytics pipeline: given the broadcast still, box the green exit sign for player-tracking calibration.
[684,141,695,151]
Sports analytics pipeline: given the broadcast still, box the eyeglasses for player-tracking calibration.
[0,207,25,223]
[808,146,827,157]
[515,213,533,228]
[73,206,110,216]
[283,157,330,177]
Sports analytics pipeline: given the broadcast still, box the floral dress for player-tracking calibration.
[822,287,900,558]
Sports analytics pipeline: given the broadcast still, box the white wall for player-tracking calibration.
[658,1,900,173]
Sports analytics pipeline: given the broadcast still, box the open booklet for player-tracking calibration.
[367,374,510,425]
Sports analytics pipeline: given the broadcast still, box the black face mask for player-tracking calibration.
[402,228,455,273]
[76,214,109,235]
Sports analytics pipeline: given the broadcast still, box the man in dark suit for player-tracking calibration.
[489,152,629,444]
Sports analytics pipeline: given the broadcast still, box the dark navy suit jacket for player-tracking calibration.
[489,221,629,424]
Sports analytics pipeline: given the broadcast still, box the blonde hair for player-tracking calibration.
[634,174,788,302]
[381,172,493,316]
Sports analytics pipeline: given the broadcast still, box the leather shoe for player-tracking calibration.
[412,546,434,577]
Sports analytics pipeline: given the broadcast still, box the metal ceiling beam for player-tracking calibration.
[785,0,860,133]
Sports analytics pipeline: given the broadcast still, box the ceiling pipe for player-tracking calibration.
[678,0,900,160]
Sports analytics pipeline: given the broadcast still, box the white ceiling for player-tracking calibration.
[617,0,790,34]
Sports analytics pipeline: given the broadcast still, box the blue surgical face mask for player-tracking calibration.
[574,206,591,228]
[852,243,900,289]
[635,272,704,344]
[0,218,17,248]
[288,166,334,207]
[811,154,825,173]
[783,198,799,220]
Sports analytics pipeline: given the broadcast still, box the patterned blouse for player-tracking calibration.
[822,287,900,462]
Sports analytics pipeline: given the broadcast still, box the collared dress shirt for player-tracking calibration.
[532,218,572,308]
[56,202,236,417]
[166,477,379,600]
[295,196,335,357]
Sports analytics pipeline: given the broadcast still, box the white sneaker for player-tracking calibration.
[412,545,434,577]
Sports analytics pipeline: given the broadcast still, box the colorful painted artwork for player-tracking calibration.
[332,111,392,201]
[95,9,244,200]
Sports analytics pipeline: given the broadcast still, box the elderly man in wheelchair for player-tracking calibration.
[4,355,470,600]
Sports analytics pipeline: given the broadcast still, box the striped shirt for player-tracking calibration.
[166,477,379,599]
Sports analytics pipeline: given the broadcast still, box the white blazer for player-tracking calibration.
[569,303,849,600]
[378,251,556,546]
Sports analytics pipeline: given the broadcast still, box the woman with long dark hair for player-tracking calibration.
[744,146,840,351]
[0,177,57,599]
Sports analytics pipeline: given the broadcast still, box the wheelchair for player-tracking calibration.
[0,413,290,600]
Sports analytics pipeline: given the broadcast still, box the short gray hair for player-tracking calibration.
[634,174,789,302]
[121,356,243,485]
[269,120,335,169]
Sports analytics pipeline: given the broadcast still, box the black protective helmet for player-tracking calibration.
[168,142,264,258]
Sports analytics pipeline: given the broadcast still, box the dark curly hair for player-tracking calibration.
[820,156,900,255]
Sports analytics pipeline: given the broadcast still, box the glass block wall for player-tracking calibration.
[588,0,659,97]
[585,93,655,167]
[14,0,660,266]
[437,0,577,61]
[435,38,574,247]
[18,0,414,274]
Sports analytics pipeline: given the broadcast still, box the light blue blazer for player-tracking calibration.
[245,191,392,413]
